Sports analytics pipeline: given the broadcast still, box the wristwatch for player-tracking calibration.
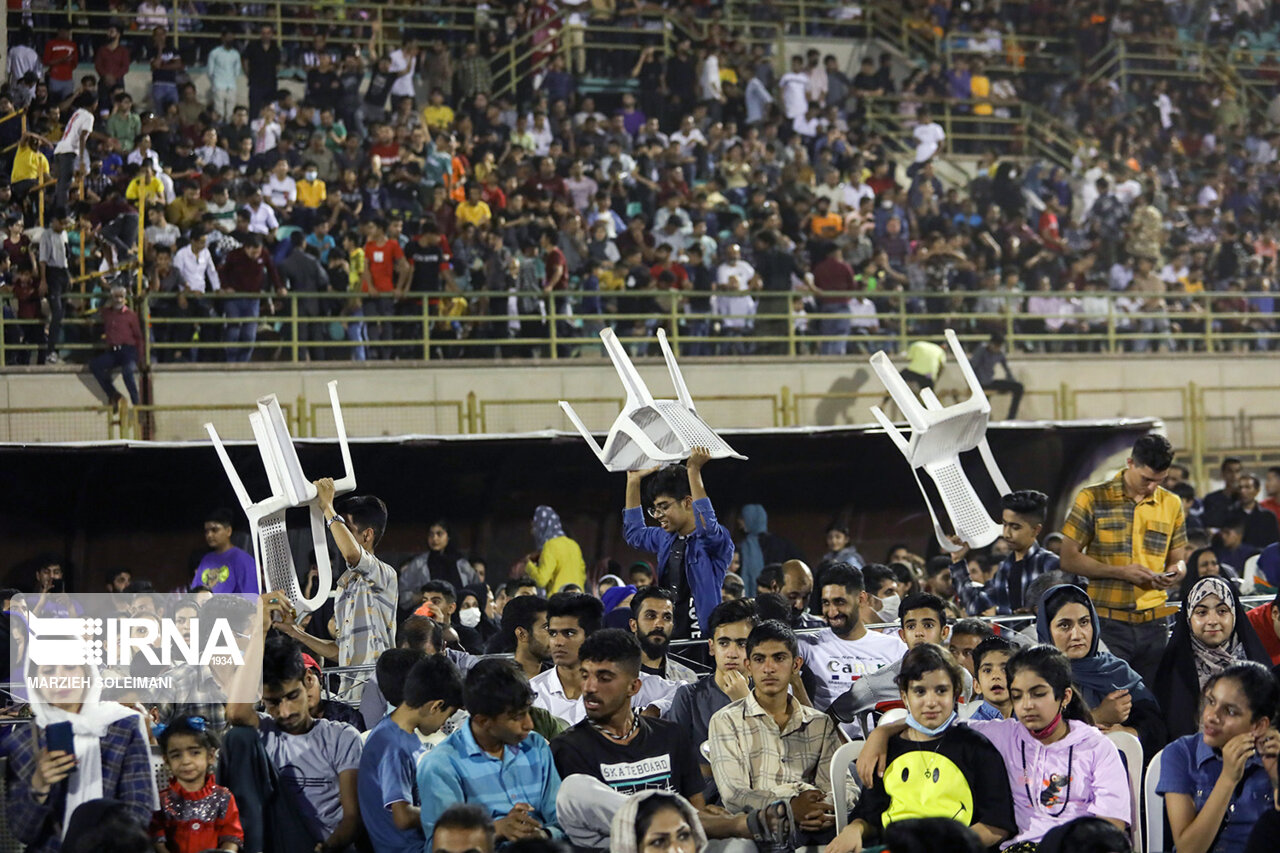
[325,513,341,528]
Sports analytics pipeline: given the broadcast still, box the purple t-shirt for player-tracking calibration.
[193,546,259,594]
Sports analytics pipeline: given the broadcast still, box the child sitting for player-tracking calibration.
[150,716,244,852]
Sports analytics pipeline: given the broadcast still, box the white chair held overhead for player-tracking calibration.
[205,380,356,613]
[1106,730,1144,853]
[561,328,747,472]
[869,329,1011,553]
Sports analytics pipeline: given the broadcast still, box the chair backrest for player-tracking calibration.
[830,739,864,833]
[1106,730,1144,853]
[1144,747,1165,853]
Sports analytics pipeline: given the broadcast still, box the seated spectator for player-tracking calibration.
[1246,587,1280,665]
[361,615,446,728]
[708,620,848,847]
[150,716,244,853]
[831,645,1016,853]
[225,636,362,852]
[1155,576,1272,740]
[609,790,707,853]
[829,593,975,726]
[779,560,825,630]
[1237,474,1280,548]
[2,661,157,853]
[531,591,603,725]
[1158,661,1280,853]
[946,619,998,676]
[860,645,1131,848]
[1214,512,1261,575]
[821,521,864,570]
[359,654,464,852]
[1036,584,1167,758]
[418,658,562,849]
[431,803,497,853]
[969,636,1016,721]
[629,587,698,683]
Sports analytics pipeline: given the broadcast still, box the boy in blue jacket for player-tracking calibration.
[623,446,733,640]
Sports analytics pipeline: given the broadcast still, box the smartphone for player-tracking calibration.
[45,720,76,767]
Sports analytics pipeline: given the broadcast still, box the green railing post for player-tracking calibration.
[669,294,680,357]
[897,291,907,343]
[289,294,299,362]
[0,303,6,366]
[787,297,796,357]
[1106,296,1116,353]
[548,296,558,359]
[422,297,431,361]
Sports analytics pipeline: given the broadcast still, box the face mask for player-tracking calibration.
[875,593,901,623]
[305,171,318,181]
[458,607,481,628]
[905,709,958,737]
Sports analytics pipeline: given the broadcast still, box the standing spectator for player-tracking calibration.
[714,243,758,354]
[779,55,809,122]
[193,507,257,594]
[89,284,143,409]
[6,30,41,91]
[243,26,281,119]
[361,218,410,357]
[455,42,493,101]
[52,92,98,211]
[1060,434,1188,686]
[206,30,242,122]
[277,232,329,361]
[388,38,419,104]
[150,27,184,113]
[810,242,856,356]
[219,233,282,361]
[42,22,79,103]
[37,210,70,364]
[525,505,587,593]
[94,26,131,111]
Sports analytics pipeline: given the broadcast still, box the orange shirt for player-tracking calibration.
[363,238,405,293]
[810,212,844,240]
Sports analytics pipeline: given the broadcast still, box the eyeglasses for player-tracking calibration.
[647,500,678,519]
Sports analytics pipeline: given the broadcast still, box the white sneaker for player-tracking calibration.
[45,352,60,365]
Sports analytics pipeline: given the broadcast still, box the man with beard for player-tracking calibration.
[629,587,697,683]
[227,636,362,852]
[780,560,824,629]
[501,594,551,679]
[799,563,906,713]
[550,630,779,852]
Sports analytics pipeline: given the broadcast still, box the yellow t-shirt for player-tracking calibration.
[421,104,455,131]
[297,179,327,209]
[455,200,492,227]
[11,148,49,183]
[526,536,586,593]
[125,175,165,205]
[905,341,946,379]
[971,74,993,116]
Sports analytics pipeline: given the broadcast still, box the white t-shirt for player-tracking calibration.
[54,109,96,168]
[388,49,417,98]
[801,627,907,711]
[779,72,809,119]
[531,668,678,726]
[913,122,946,163]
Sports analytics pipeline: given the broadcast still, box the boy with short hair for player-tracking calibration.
[359,654,464,853]
[947,489,1061,614]
[624,446,733,640]
[193,507,257,593]
[970,636,1015,720]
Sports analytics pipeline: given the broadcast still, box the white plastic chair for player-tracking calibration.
[830,739,864,831]
[869,329,1011,553]
[1106,730,1144,852]
[205,380,355,613]
[1144,747,1165,853]
[560,328,747,472]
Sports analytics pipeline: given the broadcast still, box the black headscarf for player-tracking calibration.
[1155,566,1271,739]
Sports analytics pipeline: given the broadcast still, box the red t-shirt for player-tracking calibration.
[545,246,568,290]
[43,39,78,82]
[1246,603,1280,666]
[363,238,405,293]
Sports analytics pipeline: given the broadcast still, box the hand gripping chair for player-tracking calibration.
[205,380,356,613]
[869,329,1011,553]
[560,328,747,472]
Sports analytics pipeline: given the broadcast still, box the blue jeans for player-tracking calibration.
[346,308,368,361]
[89,345,140,403]
[224,297,260,362]
[152,81,178,112]
[819,315,852,355]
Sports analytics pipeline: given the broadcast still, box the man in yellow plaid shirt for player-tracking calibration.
[1060,434,1188,685]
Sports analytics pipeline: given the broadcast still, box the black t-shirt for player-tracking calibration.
[244,42,281,89]
[550,716,702,799]
[306,68,341,110]
[408,242,446,293]
[849,725,1016,839]
[364,70,394,109]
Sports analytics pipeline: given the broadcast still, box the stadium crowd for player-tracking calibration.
[4,434,1280,852]
[1,0,1279,380]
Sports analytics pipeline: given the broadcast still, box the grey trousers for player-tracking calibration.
[556,774,755,853]
[1098,616,1168,689]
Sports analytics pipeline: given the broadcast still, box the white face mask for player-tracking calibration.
[875,593,901,624]
[458,607,482,628]
[305,170,318,181]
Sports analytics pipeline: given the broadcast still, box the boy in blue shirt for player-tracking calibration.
[358,653,464,853]
[624,446,733,639]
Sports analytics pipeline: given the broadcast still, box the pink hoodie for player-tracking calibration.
[967,717,1131,848]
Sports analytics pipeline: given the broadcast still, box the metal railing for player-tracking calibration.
[1,288,1273,366]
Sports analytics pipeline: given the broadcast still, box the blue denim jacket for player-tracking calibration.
[622,497,732,632]
[1157,732,1276,853]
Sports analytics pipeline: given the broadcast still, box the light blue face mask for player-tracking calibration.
[905,709,958,737]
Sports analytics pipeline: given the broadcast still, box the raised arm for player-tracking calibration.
[315,477,362,568]
[686,446,710,501]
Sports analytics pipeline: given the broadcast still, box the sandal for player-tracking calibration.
[746,798,795,852]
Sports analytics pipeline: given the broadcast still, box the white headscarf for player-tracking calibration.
[25,660,156,835]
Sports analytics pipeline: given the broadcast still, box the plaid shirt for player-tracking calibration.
[950,543,1061,615]
[707,692,849,814]
[334,547,398,689]
[454,54,493,99]
[1061,469,1187,621]
[156,664,229,735]
[1,716,158,852]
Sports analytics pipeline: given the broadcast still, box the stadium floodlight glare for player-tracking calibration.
[205,380,355,612]
[870,329,1011,553]
[560,328,747,472]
